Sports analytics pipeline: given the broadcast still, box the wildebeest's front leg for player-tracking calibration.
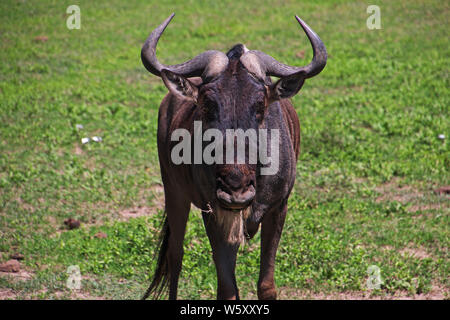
[202,213,241,300]
[257,200,287,300]
[165,190,191,300]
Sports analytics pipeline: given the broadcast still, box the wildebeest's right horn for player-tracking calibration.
[247,15,327,79]
[141,13,228,79]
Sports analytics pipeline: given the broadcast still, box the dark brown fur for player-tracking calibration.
[140,13,327,301]
[143,47,303,300]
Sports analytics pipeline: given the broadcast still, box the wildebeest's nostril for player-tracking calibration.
[232,184,255,205]
[216,183,255,208]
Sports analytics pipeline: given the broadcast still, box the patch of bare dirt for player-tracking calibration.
[0,262,34,294]
[0,288,16,300]
[31,289,106,300]
[434,186,450,195]
[0,274,105,300]
[384,283,448,300]
[94,231,107,239]
[69,291,106,300]
[374,180,449,217]
[73,143,84,155]
[12,289,107,300]
[399,247,433,260]
[380,244,435,261]
[408,203,443,213]
[375,180,450,206]
[0,269,33,281]
[120,205,153,220]
[268,285,448,300]
[0,257,34,282]
[119,184,164,221]
[33,35,48,42]
[13,196,36,213]
[375,181,423,204]
[0,260,21,273]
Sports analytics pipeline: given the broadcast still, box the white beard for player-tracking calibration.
[215,206,251,245]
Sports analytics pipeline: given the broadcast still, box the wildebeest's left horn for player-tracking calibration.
[247,15,327,79]
[141,13,228,78]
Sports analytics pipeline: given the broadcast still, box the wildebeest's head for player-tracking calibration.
[141,13,326,242]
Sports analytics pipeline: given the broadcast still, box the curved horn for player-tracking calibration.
[141,13,228,78]
[247,15,327,79]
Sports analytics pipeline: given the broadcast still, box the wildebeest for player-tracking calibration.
[141,13,327,300]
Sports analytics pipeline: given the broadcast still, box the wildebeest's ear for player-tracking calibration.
[267,71,306,101]
[161,69,199,102]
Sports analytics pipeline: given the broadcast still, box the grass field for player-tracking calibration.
[0,0,448,299]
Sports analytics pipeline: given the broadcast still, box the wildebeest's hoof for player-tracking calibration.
[258,282,277,300]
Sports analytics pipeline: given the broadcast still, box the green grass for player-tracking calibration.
[0,0,448,299]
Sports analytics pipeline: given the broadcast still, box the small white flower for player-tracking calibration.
[438,134,445,140]
[81,137,90,144]
[92,136,102,142]
[75,124,84,130]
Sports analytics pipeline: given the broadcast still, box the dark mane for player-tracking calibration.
[226,44,247,60]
